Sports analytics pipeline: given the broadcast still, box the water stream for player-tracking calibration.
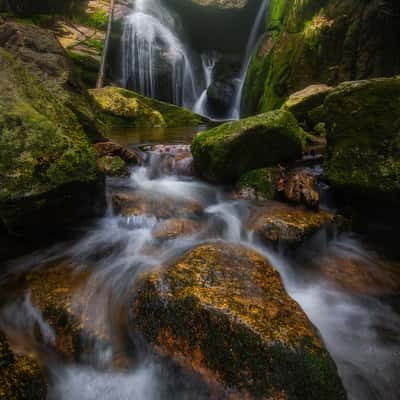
[1,129,399,399]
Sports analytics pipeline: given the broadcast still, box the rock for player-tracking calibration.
[6,0,86,16]
[144,145,194,176]
[284,168,319,209]
[0,48,105,237]
[26,261,110,362]
[90,87,207,129]
[0,21,105,141]
[185,0,248,9]
[247,202,335,247]
[236,167,283,201]
[152,218,202,240]
[191,110,305,183]
[0,331,47,399]
[97,156,129,177]
[242,0,400,115]
[112,192,203,220]
[93,140,139,165]
[237,167,319,209]
[130,242,346,399]
[324,77,400,208]
[207,80,235,115]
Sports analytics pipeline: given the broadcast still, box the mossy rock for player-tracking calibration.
[0,48,105,236]
[90,87,207,130]
[0,331,47,399]
[237,167,282,200]
[191,110,305,183]
[130,242,346,399]
[242,0,400,116]
[324,77,400,207]
[0,21,105,141]
[97,156,129,177]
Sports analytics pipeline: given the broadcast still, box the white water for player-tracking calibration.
[229,0,269,119]
[193,53,219,117]
[121,0,199,107]
[1,146,399,399]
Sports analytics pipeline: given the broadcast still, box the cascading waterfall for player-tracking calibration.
[193,53,218,117]
[121,0,199,108]
[229,0,269,119]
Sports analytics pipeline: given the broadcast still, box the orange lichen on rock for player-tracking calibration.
[130,242,346,399]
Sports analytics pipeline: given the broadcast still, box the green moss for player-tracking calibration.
[191,110,305,183]
[90,87,206,129]
[97,156,128,177]
[237,167,281,199]
[72,9,108,31]
[67,51,100,88]
[324,77,400,205]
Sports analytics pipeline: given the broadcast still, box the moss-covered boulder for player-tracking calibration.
[324,77,400,207]
[191,110,305,183]
[0,48,105,236]
[247,202,335,247]
[242,0,400,116]
[0,331,47,399]
[130,242,346,399]
[97,156,129,177]
[0,21,105,141]
[90,87,207,129]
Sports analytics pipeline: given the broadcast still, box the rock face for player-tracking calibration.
[0,331,47,399]
[191,110,305,183]
[324,77,400,207]
[130,242,346,399]
[0,48,105,236]
[242,0,400,115]
[5,0,86,16]
[90,87,207,129]
[0,21,105,141]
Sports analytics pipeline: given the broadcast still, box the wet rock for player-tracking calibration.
[130,242,346,399]
[0,48,105,237]
[152,218,202,240]
[27,261,110,361]
[191,110,305,183]
[0,331,47,399]
[112,192,203,220]
[207,80,235,115]
[324,77,400,209]
[146,145,195,176]
[247,202,335,247]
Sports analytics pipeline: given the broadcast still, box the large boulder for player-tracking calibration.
[191,110,305,183]
[0,48,105,236]
[0,331,47,399]
[130,242,346,399]
[324,77,400,208]
[90,87,207,129]
[0,21,105,141]
[242,0,400,115]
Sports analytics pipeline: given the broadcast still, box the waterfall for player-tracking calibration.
[193,53,218,117]
[229,0,269,119]
[121,0,199,108]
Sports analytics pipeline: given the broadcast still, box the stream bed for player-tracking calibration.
[1,128,399,400]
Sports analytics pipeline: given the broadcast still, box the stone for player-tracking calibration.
[0,48,105,237]
[324,77,400,208]
[0,331,47,399]
[93,140,139,165]
[247,201,335,246]
[191,110,305,183]
[152,218,202,240]
[284,168,319,209]
[97,156,129,177]
[130,242,346,399]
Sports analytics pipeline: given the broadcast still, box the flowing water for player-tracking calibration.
[0,128,399,399]
[121,0,200,107]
